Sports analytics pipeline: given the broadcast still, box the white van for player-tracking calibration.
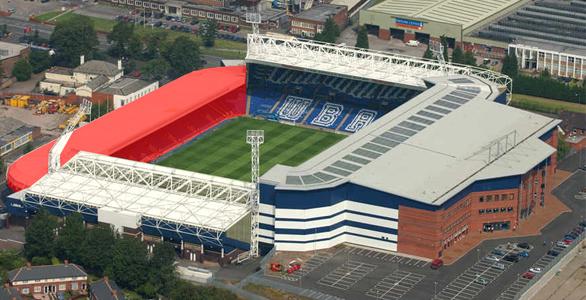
[406,40,420,47]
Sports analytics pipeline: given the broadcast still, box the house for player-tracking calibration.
[89,277,125,300]
[0,285,24,300]
[289,4,348,38]
[39,56,124,97]
[94,77,159,109]
[7,262,88,297]
[0,41,30,77]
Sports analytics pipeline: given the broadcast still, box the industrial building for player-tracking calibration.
[4,34,559,261]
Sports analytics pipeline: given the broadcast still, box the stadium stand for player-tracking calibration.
[247,64,420,132]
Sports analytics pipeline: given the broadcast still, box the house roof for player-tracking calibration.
[74,60,121,77]
[0,286,23,300]
[90,278,125,300]
[560,111,586,131]
[46,66,73,76]
[85,75,110,90]
[0,41,27,60]
[8,264,87,282]
[98,77,155,96]
[293,4,347,22]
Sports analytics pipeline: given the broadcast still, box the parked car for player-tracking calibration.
[547,250,560,257]
[486,255,500,262]
[579,221,586,228]
[474,276,488,285]
[566,232,579,239]
[406,40,420,47]
[518,251,529,257]
[492,263,505,270]
[522,271,535,279]
[573,226,584,234]
[503,254,519,263]
[492,249,505,256]
[431,258,443,270]
[154,21,163,27]
[556,241,568,248]
[529,267,542,273]
[517,242,531,249]
[563,239,573,245]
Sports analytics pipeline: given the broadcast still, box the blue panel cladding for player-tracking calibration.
[260,183,276,206]
[495,91,508,104]
[264,175,522,212]
[274,220,398,235]
[8,193,99,223]
[539,127,555,142]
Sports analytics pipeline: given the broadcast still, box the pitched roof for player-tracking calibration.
[0,286,23,300]
[85,75,110,90]
[98,77,155,96]
[7,264,87,282]
[74,60,121,77]
[90,278,125,300]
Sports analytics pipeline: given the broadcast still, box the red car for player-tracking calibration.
[564,239,573,245]
[522,272,535,279]
[287,263,301,274]
[431,258,443,270]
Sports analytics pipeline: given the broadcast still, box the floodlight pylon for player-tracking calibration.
[247,130,264,258]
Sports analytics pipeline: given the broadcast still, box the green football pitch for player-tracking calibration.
[157,117,346,181]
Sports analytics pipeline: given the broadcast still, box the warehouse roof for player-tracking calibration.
[262,75,559,206]
[8,264,87,282]
[293,4,347,22]
[0,41,27,60]
[98,77,155,96]
[368,0,526,30]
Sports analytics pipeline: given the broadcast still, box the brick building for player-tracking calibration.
[0,42,30,77]
[7,263,88,298]
[290,4,348,38]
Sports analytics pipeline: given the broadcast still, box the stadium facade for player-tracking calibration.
[4,34,559,261]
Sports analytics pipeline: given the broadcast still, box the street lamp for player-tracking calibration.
[434,281,438,298]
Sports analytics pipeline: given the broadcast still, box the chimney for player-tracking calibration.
[80,55,85,65]
[64,259,69,265]
[26,262,31,269]
[117,59,122,71]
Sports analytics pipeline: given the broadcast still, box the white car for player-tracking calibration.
[529,267,542,273]
[486,255,500,262]
[406,40,420,47]
[556,241,568,248]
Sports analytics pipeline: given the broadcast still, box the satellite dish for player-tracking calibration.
[48,49,56,56]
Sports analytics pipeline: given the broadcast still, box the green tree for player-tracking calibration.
[501,53,518,78]
[29,50,51,73]
[12,58,32,81]
[50,15,98,67]
[0,250,26,282]
[169,281,237,300]
[148,242,177,296]
[79,225,116,276]
[540,68,551,79]
[355,26,369,49]
[143,31,168,60]
[31,256,51,266]
[315,18,340,43]
[165,36,202,79]
[462,51,476,66]
[24,209,58,260]
[55,213,85,263]
[111,237,149,290]
[557,132,570,160]
[141,58,170,81]
[451,47,464,64]
[108,22,135,57]
[201,19,217,47]
[128,35,143,59]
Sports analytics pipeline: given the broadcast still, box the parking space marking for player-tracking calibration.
[366,270,425,300]
[318,260,377,290]
[341,246,430,268]
[281,252,334,281]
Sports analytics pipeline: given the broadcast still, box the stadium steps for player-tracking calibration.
[301,100,322,124]
[269,94,287,114]
[336,107,354,131]
[487,24,586,46]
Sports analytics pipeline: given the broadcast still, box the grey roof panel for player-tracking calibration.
[324,166,352,176]
[90,279,126,300]
[352,148,382,159]
[443,94,469,104]
[408,115,435,125]
[286,176,303,185]
[314,172,338,181]
[434,100,460,110]
[451,90,476,99]
[426,105,451,114]
[362,142,391,153]
[371,136,400,147]
[449,78,474,84]
[389,126,417,137]
[301,175,322,184]
[399,121,426,131]
[417,110,444,120]
[381,131,409,142]
[457,86,481,93]
[332,160,361,172]
[343,154,371,165]
[8,264,87,282]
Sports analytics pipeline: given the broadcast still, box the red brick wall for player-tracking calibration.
[378,29,390,40]
[12,279,87,296]
[1,47,30,77]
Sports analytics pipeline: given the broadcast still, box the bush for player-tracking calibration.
[31,256,51,266]
[12,58,32,81]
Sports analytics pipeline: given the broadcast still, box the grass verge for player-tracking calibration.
[510,94,586,114]
[243,283,311,300]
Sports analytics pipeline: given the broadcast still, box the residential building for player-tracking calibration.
[89,277,125,300]
[94,77,159,109]
[7,263,88,297]
[0,42,30,77]
[290,4,348,38]
[0,285,23,300]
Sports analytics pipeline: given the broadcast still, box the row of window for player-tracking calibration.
[479,193,514,203]
[291,20,316,30]
[443,212,471,234]
[444,199,471,220]
[479,207,513,215]
[111,0,240,24]
[21,282,86,294]
[0,132,32,155]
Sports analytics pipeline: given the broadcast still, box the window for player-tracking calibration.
[199,11,205,17]
[34,286,41,293]
[500,207,506,212]
[223,15,229,21]
[509,193,514,200]
[494,194,500,201]
[231,16,238,22]
[22,288,29,294]
[207,12,213,19]
[492,208,499,213]
[501,194,507,201]
[71,282,78,290]
[479,196,484,202]
[486,195,493,202]
[507,207,513,212]
[215,14,222,20]
[479,209,485,214]
[59,284,66,291]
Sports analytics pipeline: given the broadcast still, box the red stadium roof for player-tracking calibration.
[7,66,247,192]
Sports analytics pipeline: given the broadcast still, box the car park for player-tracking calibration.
[487,255,500,262]
[503,254,519,263]
[522,271,535,279]
[579,221,586,228]
[529,267,542,273]
[474,276,488,285]
[492,263,505,270]
[430,258,443,269]
[517,242,531,249]
[518,251,529,257]
[492,249,505,256]
[547,250,560,256]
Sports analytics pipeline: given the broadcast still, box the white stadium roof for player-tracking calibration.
[261,74,559,205]
[25,151,253,232]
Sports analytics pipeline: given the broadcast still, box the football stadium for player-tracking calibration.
[4,34,560,263]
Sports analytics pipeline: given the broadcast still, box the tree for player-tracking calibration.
[79,225,116,276]
[50,15,98,67]
[557,132,570,160]
[165,36,202,79]
[55,213,85,263]
[148,242,177,296]
[0,250,26,282]
[29,50,51,73]
[108,22,135,57]
[439,35,449,61]
[24,209,58,260]
[128,35,143,59]
[12,58,32,81]
[111,237,149,290]
[451,47,464,64]
[0,24,8,36]
[355,26,369,49]
[462,51,476,66]
[143,31,168,60]
[201,19,217,47]
[315,18,340,43]
[501,53,518,79]
[169,280,237,300]
[141,58,170,81]
[540,68,551,79]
